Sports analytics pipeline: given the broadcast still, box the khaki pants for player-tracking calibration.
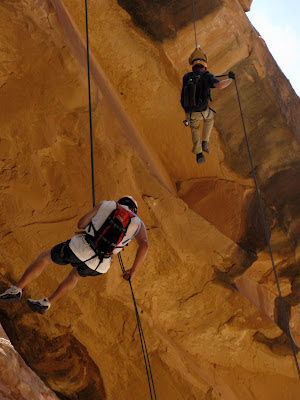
[186,108,214,154]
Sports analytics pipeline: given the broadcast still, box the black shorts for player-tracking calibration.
[50,240,102,278]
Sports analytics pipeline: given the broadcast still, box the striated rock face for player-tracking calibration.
[0,324,59,400]
[0,0,299,400]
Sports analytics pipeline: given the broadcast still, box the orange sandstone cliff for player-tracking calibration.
[0,0,299,399]
[0,325,60,400]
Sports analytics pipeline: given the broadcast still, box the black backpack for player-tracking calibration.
[181,71,211,112]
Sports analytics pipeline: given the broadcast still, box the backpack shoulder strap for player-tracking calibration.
[200,71,210,79]
[86,221,96,235]
[121,214,141,245]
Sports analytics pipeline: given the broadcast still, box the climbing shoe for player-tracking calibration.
[202,141,210,154]
[196,152,205,164]
[27,298,51,314]
[0,286,22,303]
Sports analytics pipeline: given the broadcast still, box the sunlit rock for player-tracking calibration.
[0,0,299,399]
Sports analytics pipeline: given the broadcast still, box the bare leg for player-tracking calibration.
[48,268,80,304]
[16,250,52,290]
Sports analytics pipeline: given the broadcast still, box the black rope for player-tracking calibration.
[118,254,157,399]
[84,0,96,207]
[191,0,198,47]
[233,75,300,379]
[84,2,156,394]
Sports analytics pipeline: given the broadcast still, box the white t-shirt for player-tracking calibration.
[69,201,140,273]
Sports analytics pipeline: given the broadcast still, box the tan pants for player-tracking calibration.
[186,108,214,154]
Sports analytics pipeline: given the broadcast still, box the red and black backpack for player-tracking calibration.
[85,203,135,257]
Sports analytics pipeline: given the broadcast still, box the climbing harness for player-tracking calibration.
[83,1,157,397]
[233,74,300,380]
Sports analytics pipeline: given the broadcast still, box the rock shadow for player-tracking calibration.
[0,309,106,400]
[117,0,223,41]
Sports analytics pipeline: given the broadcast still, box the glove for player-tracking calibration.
[228,71,235,80]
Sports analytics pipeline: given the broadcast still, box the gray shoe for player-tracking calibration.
[0,286,22,303]
[27,298,51,314]
[196,153,205,164]
[202,141,210,154]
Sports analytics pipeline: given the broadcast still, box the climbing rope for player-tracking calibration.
[233,75,300,379]
[191,0,198,47]
[118,254,157,399]
[83,1,157,396]
[84,0,96,207]
[189,3,298,374]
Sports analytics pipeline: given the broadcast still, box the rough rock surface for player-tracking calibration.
[0,0,299,399]
[0,324,59,400]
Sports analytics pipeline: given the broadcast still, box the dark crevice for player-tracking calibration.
[275,267,300,332]
[253,262,300,357]
[263,166,300,249]
[236,193,276,253]
[117,0,223,41]
[0,308,106,400]
[254,331,299,357]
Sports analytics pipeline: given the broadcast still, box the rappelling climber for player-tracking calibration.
[181,45,235,164]
[0,196,149,314]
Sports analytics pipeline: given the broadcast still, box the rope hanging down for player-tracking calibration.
[233,76,300,380]
[189,2,297,375]
[84,0,96,207]
[83,1,157,397]
[191,0,198,47]
[118,254,157,400]
[190,9,298,373]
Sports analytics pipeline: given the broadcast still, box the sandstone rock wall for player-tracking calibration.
[0,324,59,400]
[0,0,299,399]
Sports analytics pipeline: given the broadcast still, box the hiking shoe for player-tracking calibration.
[0,286,22,303]
[27,298,51,314]
[202,141,210,154]
[196,152,205,165]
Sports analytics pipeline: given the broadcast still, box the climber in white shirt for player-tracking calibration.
[0,196,149,314]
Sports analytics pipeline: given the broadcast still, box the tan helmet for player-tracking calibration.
[189,45,208,68]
